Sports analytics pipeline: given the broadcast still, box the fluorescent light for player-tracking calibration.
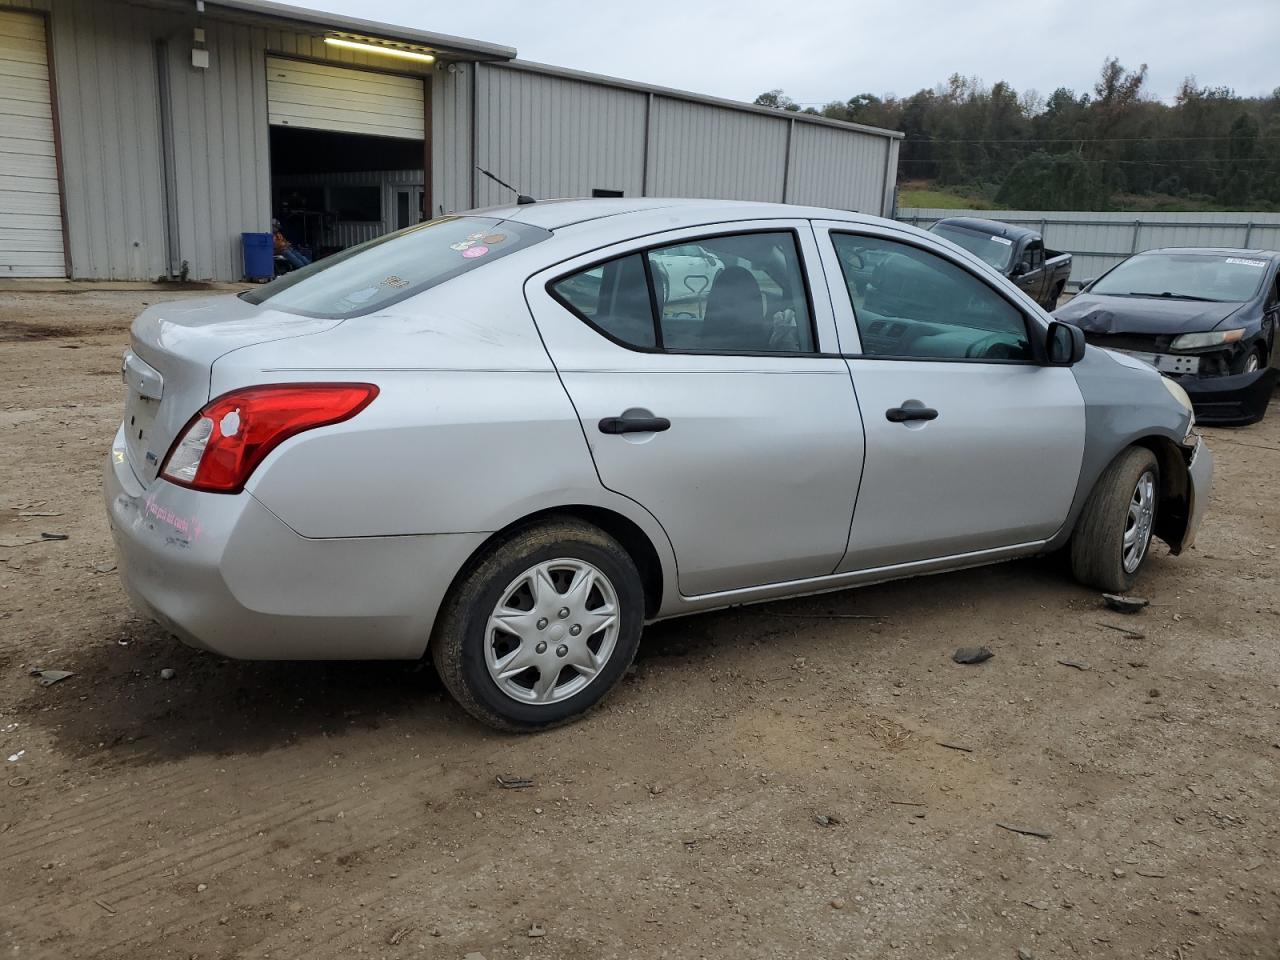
[324,36,435,64]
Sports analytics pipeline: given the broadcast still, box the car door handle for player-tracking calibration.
[598,415,672,435]
[885,406,938,423]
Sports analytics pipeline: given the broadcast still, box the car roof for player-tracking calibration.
[468,196,890,231]
[930,216,1039,243]
[1139,247,1280,258]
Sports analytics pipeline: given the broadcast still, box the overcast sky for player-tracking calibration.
[298,0,1277,107]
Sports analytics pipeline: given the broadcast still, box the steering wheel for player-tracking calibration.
[965,332,1021,360]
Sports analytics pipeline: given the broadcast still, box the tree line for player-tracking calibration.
[756,59,1280,211]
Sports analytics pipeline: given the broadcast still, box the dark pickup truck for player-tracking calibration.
[930,217,1072,310]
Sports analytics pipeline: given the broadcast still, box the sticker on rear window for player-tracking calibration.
[462,245,489,259]
[990,236,1013,246]
[1226,257,1266,267]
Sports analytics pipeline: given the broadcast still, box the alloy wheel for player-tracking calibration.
[1122,469,1156,573]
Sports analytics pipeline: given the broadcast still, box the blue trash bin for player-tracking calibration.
[241,231,273,281]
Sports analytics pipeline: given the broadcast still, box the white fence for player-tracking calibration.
[897,208,1280,289]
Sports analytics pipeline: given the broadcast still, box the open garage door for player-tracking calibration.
[265,56,425,140]
[265,56,427,275]
[0,9,65,278]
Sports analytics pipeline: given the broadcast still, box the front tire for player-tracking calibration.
[431,519,645,731]
[1070,447,1160,593]
[1233,345,1265,375]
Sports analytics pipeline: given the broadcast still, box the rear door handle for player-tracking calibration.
[885,406,938,423]
[598,415,671,435]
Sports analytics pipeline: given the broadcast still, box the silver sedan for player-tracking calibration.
[105,199,1212,729]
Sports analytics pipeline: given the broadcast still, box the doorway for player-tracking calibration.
[265,56,427,271]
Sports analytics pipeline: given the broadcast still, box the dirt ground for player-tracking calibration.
[1,287,1278,960]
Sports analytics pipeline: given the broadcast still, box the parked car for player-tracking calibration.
[106,199,1211,730]
[1054,247,1280,424]
[930,217,1072,309]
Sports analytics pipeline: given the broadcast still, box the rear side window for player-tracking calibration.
[831,233,1032,361]
[241,216,550,319]
[550,231,815,354]
[550,254,656,348]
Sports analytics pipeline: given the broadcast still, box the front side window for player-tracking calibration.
[551,231,816,354]
[831,233,1032,362]
[241,216,550,319]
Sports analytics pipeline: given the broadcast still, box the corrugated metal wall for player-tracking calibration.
[431,63,470,217]
[15,0,900,280]
[646,96,788,201]
[34,0,174,280]
[164,20,437,281]
[898,208,1280,288]
[468,62,899,215]
[23,0,444,280]
[787,120,891,213]
[472,64,647,207]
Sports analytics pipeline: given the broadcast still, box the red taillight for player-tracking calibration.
[160,383,378,493]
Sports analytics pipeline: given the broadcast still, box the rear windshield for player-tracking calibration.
[931,223,1016,272]
[240,216,551,318]
[1090,252,1268,302]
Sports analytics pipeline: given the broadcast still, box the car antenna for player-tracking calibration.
[476,166,535,205]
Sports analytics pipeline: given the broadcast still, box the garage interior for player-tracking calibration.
[266,55,427,266]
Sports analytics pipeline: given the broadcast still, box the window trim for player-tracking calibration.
[828,228,1048,366]
[546,227,824,358]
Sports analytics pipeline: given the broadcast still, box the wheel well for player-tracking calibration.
[1134,435,1192,554]
[451,506,665,620]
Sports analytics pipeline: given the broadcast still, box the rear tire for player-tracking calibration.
[1070,447,1160,593]
[431,519,645,732]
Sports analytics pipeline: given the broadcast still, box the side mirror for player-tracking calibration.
[1046,320,1086,365]
[1080,277,1096,289]
[1011,261,1028,278]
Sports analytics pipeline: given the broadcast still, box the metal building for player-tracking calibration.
[0,0,903,281]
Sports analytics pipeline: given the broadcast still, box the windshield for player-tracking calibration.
[241,216,551,318]
[931,224,1016,272]
[1090,252,1268,302]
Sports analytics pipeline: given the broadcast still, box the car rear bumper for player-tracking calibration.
[1178,368,1277,426]
[103,425,486,660]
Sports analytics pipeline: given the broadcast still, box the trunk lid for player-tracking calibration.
[122,294,342,484]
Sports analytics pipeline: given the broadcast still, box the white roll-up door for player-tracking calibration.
[266,56,425,140]
[0,9,64,278]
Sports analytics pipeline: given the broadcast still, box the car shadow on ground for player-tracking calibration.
[21,552,1088,767]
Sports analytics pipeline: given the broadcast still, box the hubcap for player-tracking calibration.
[1244,353,1260,374]
[1122,470,1156,573]
[484,558,621,705]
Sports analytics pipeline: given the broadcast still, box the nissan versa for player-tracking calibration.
[106,199,1213,730]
